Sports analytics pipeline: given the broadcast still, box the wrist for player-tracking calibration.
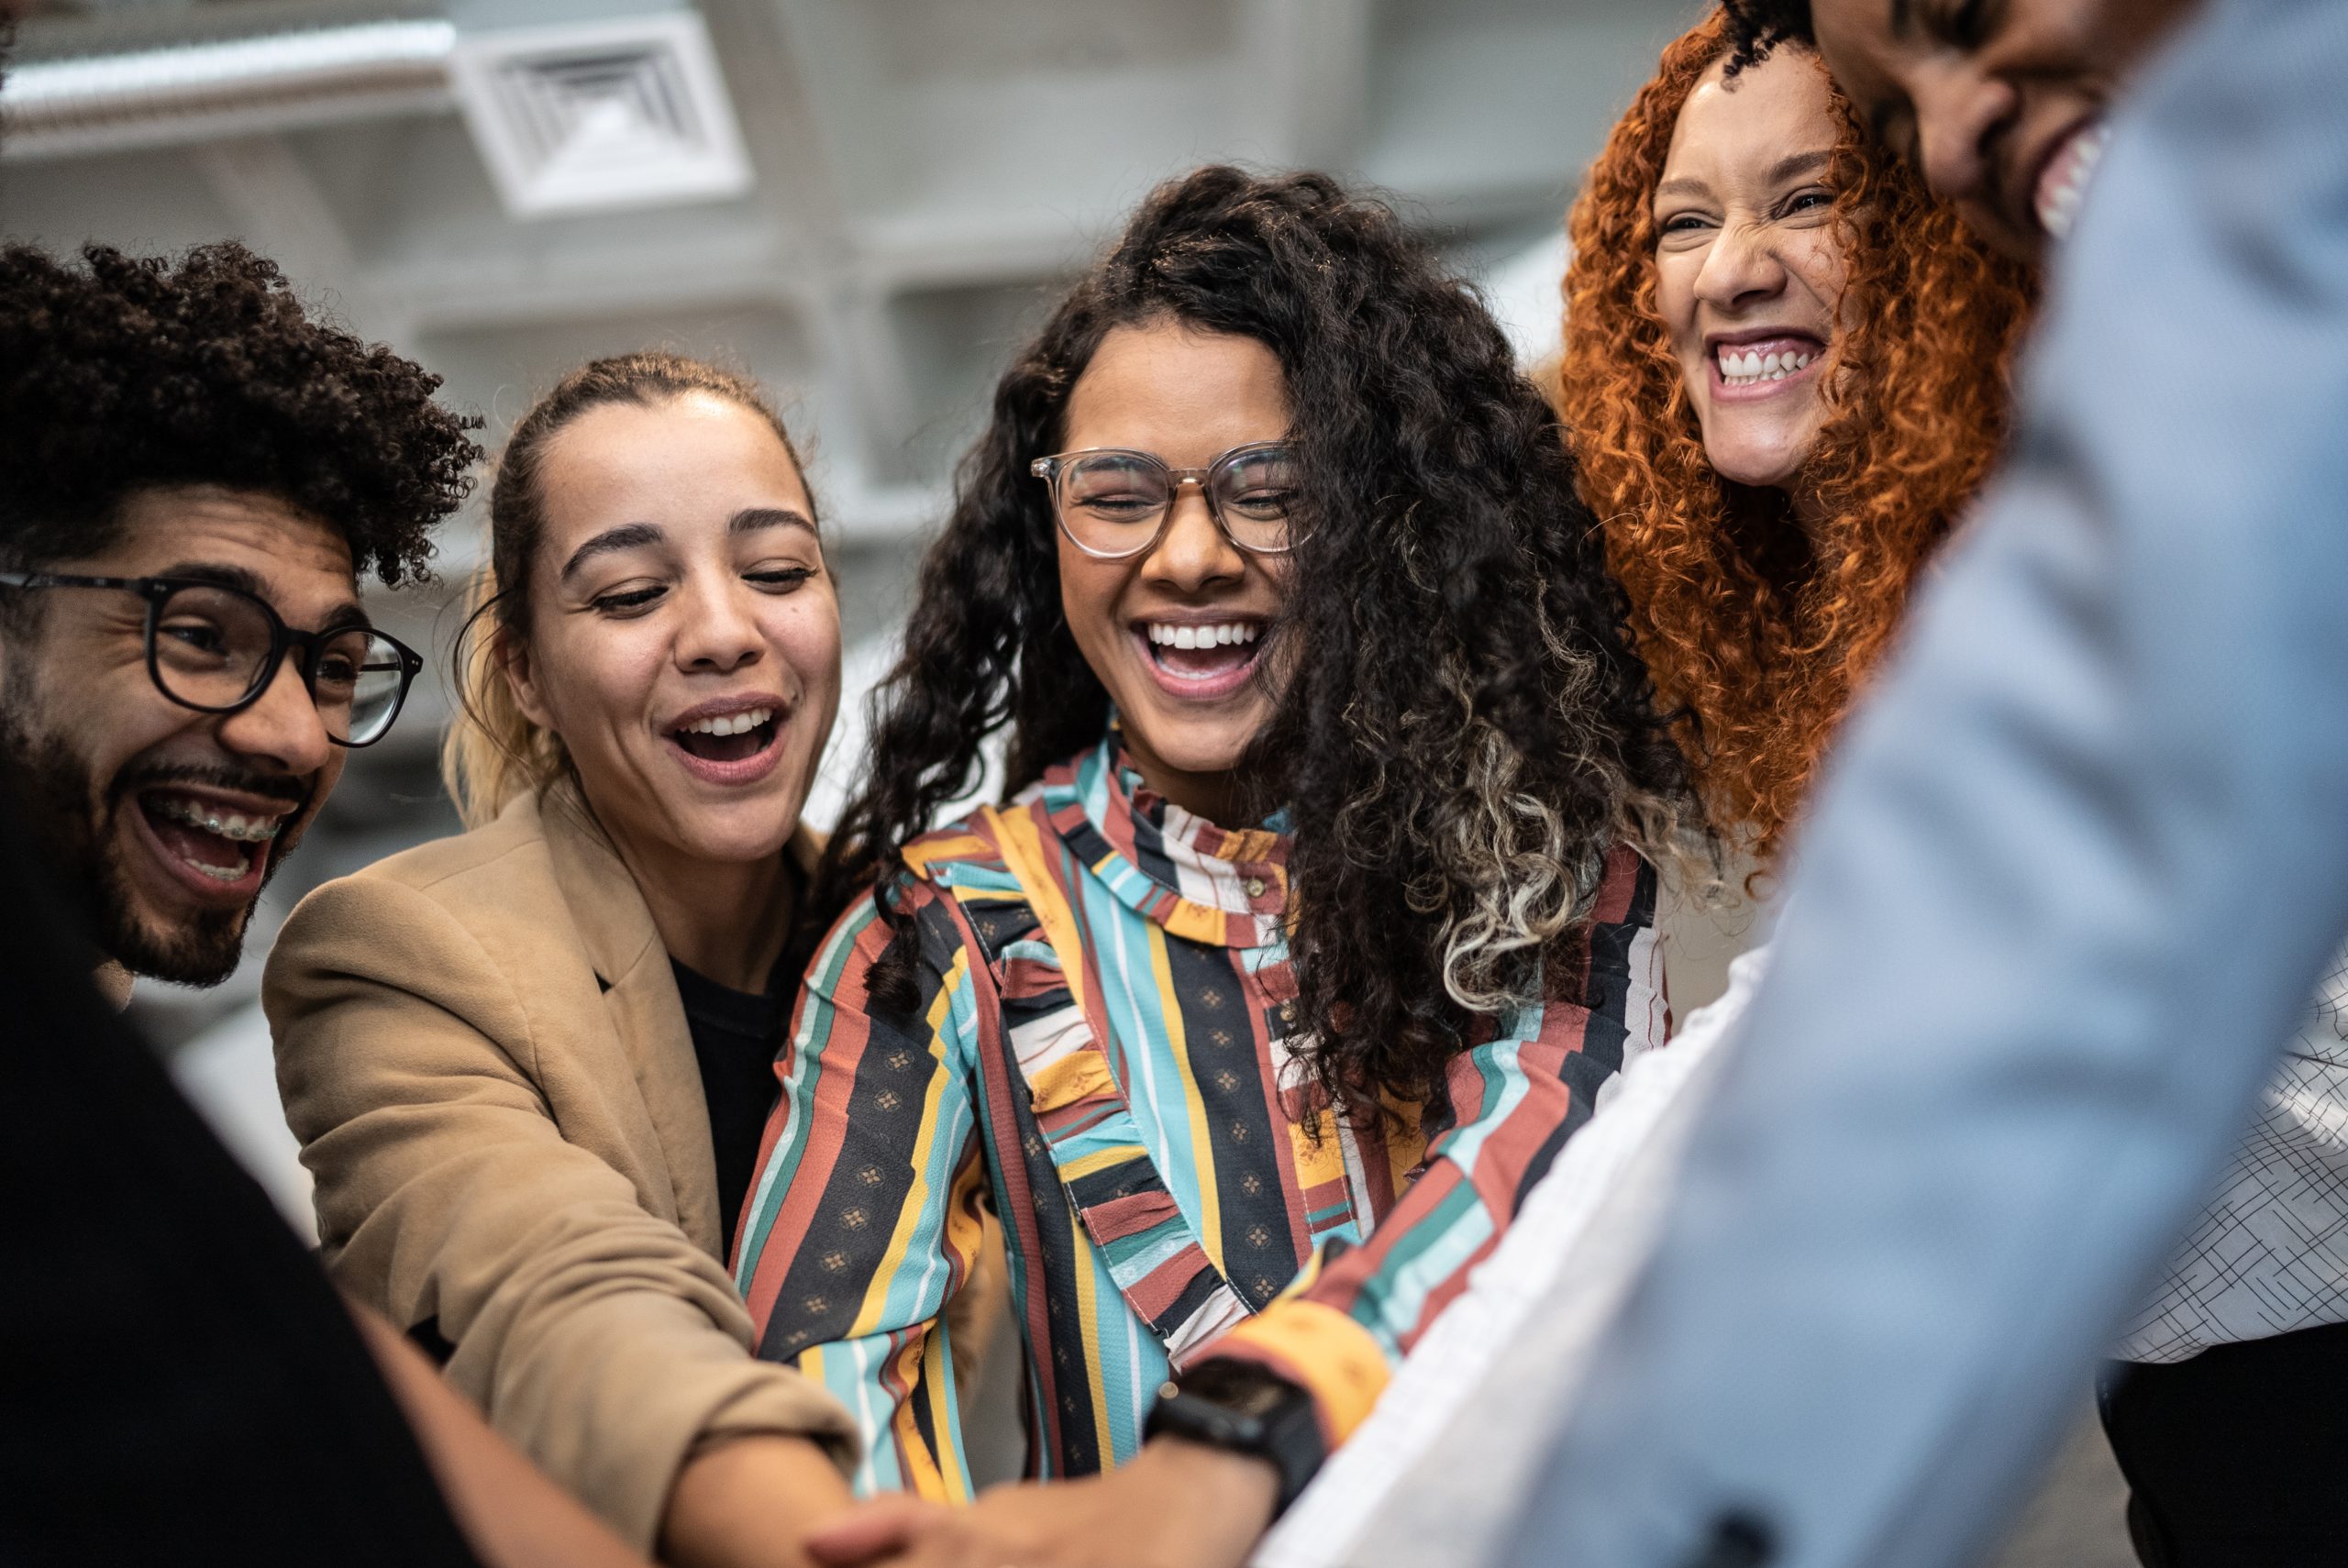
[1133,1436,1281,1555]
[1142,1361,1325,1520]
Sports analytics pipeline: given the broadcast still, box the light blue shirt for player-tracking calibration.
[1501,1,2348,1563]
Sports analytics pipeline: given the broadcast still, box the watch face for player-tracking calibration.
[1178,1359,1304,1419]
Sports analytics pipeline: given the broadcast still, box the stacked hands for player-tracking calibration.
[803,1443,1277,1568]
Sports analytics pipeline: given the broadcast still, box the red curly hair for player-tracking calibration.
[1562,12,2033,867]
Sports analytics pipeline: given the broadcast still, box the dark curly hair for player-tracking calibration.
[815,165,1701,1125]
[0,242,480,588]
[1721,0,1817,72]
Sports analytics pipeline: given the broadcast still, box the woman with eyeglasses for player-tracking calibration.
[731,167,1700,1568]
[266,354,877,1568]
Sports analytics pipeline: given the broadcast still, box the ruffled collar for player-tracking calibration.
[1029,734,1290,951]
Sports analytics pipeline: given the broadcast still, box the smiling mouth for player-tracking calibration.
[138,790,286,889]
[1714,338,1823,389]
[1142,619,1264,684]
[670,706,781,765]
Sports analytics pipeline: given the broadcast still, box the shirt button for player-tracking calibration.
[1245,877,1267,899]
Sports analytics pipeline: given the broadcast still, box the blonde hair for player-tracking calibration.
[439,351,812,829]
[441,562,568,828]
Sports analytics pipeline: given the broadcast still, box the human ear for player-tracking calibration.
[499,629,557,734]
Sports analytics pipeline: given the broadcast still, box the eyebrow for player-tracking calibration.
[559,508,818,583]
[161,560,369,632]
[559,523,665,582]
[1768,150,1833,182]
[729,506,817,539]
[1655,150,1833,205]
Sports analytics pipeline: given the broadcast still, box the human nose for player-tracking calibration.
[673,572,764,673]
[1911,62,2017,206]
[1139,481,1246,592]
[214,655,335,775]
[1693,219,1788,312]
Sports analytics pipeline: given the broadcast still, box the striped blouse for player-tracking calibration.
[734,736,1665,1498]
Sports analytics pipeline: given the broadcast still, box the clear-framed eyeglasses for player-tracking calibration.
[0,572,425,748]
[1029,441,1308,561]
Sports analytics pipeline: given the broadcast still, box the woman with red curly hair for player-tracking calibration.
[1563,7,2032,871]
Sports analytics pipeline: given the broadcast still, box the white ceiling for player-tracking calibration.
[5,0,1703,549]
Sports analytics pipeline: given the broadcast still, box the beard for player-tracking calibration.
[0,699,306,988]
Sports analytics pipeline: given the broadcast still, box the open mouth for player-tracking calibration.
[135,789,285,897]
[1712,336,1825,392]
[671,706,780,765]
[1136,618,1267,701]
[2033,118,2110,241]
[663,701,790,785]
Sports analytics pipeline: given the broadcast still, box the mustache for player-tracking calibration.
[114,761,313,814]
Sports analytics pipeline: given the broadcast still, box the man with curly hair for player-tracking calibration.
[0,239,476,989]
[0,233,671,1564]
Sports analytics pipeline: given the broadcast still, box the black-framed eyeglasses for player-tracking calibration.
[1029,441,1308,561]
[0,572,424,748]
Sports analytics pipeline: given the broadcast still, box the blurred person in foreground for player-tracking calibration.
[1488,0,2348,1565]
[267,354,872,1568]
[0,236,648,1565]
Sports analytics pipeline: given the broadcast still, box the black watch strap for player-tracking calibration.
[1143,1361,1326,1518]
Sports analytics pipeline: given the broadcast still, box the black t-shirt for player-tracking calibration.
[0,798,480,1568]
[670,957,797,1249]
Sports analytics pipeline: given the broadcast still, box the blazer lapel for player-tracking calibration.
[537,787,725,1258]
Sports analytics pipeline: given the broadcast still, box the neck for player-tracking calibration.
[623,837,797,993]
[1123,736,1250,828]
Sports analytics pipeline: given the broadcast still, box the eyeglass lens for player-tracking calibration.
[152,583,408,745]
[1058,447,1301,556]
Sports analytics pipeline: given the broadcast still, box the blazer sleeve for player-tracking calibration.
[266,874,856,1550]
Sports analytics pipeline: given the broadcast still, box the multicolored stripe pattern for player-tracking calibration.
[734,736,1664,1496]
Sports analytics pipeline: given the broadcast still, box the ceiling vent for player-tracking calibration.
[450,12,752,220]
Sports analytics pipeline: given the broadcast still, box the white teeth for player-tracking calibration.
[1145,622,1261,649]
[150,795,281,843]
[1717,346,1817,386]
[2036,120,2110,241]
[681,707,773,737]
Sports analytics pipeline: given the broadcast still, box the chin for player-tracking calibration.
[1707,446,1807,491]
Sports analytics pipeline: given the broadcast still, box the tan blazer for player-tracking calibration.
[265,786,855,1547]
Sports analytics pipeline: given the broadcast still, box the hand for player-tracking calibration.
[804,1438,1279,1568]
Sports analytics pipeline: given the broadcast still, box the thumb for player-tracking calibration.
[806,1496,938,1566]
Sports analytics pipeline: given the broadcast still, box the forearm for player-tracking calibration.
[661,1433,858,1568]
[349,1301,648,1568]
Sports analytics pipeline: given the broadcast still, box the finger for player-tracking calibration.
[805,1497,940,1566]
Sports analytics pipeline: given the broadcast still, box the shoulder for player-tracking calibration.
[268,796,570,995]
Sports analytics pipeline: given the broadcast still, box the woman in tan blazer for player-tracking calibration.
[268,354,866,1568]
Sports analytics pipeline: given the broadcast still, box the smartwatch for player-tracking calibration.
[1141,1359,1326,1518]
